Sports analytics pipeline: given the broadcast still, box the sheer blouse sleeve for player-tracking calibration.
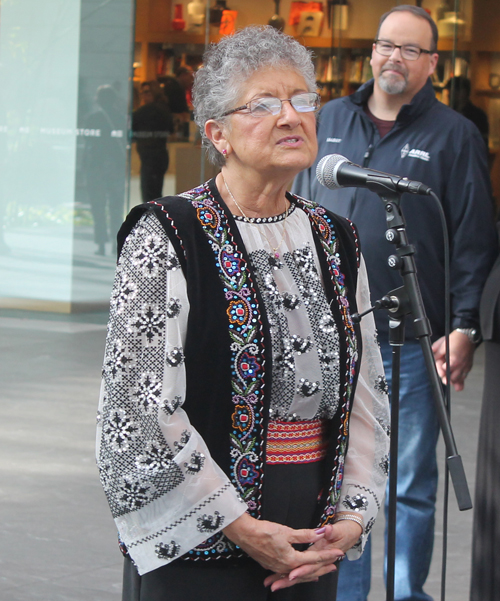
[337,255,391,558]
[96,212,247,576]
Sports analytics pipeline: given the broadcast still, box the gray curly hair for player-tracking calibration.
[193,26,317,168]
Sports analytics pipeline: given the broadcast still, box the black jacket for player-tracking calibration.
[132,101,173,158]
[294,78,497,341]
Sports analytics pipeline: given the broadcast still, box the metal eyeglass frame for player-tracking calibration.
[374,39,433,61]
[221,92,321,118]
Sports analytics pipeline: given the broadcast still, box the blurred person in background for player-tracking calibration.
[132,81,174,203]
[84,84,125,255]
[159,66,194,139]
[446,76,489,149]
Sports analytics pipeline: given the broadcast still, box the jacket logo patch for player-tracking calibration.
[326,137,342,143]
[401,143,430,162]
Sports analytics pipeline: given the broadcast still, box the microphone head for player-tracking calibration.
[316,154,349,190]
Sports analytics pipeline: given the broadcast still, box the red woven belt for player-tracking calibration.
[266,419,328,465]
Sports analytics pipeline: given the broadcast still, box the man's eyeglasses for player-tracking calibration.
[221,92,321,118]
[374,40,433,61]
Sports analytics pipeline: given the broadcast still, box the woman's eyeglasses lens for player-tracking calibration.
[248,93,320,116]
[375,41,422,61]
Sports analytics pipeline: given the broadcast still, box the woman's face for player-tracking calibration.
[220,68,318,179]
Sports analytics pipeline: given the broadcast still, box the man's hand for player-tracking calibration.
[223,513,343,590]
[432,330,475,391]
[263,519,362,592]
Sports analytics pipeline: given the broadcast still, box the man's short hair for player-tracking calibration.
[376,5,439,53]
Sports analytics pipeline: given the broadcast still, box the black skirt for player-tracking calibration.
[122,461,338,601]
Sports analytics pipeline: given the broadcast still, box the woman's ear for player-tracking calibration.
[205,119,231,156]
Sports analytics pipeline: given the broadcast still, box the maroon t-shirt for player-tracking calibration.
[364,104,395,139]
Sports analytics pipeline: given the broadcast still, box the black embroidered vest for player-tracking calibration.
[117,179,362,561]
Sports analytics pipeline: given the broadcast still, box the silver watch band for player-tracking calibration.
[454,327,481,344]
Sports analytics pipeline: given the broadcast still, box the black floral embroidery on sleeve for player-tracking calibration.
[174,430,191,453]
[131,372,162,413]
[197,511,224,533]
[166,298,182,318]
[166,347,184,367]
[374,375,389,396]
[156,541,180,559]
[131,233,167,277]
[117,475,157,511]
[342,494,368,512]
[103,408,140,453]
[379,454,389,476]
[184,451,206,474]
[127,304,166,345]
[161,395,183,415]
[135,440,174,474]
[165,253,181,271]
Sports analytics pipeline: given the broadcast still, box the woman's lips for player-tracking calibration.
[277,136,303,146]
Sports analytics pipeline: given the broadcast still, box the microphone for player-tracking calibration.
[316,154,432,196]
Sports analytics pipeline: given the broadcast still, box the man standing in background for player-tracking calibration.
[293,6,497,600]
[132,81,173,203]
[446,76,489,149]
[159,66,194,140]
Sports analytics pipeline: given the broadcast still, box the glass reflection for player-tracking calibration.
[0,0,134,310]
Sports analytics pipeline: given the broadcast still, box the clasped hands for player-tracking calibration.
[223,512,362,592]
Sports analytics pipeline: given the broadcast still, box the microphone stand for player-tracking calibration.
[352,189,472,601]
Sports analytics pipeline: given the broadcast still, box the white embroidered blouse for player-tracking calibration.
[96,201,390,576]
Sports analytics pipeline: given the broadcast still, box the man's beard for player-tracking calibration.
[378,62,408,94]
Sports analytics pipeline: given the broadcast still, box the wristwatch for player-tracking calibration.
[454,327,481,345]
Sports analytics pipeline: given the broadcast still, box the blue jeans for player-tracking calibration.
[337,341,440,601]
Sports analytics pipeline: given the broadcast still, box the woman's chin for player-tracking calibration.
[273,150,317,175]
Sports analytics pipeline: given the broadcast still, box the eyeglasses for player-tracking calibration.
[374,40,433,61]
[221,92,321,118]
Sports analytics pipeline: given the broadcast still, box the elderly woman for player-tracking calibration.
[97,26,389,601]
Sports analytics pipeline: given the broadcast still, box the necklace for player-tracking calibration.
[222,173,289,259]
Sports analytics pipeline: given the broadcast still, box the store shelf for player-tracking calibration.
[437,39,471,52]
[137,32,376,50]
[476,89,500,97]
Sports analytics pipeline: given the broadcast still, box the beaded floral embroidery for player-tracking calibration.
[178,185,266,514]
[292,195,359,525]
[162,183,266,559]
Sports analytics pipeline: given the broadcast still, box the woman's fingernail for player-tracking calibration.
[315,527,326,534]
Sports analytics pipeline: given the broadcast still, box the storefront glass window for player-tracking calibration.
[0,0,134,312]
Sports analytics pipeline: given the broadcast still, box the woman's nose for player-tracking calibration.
[277,99,301,126]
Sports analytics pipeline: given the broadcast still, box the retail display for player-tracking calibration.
[171,4,186,31]
[186,0,206,34]
[268,0,285,31]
